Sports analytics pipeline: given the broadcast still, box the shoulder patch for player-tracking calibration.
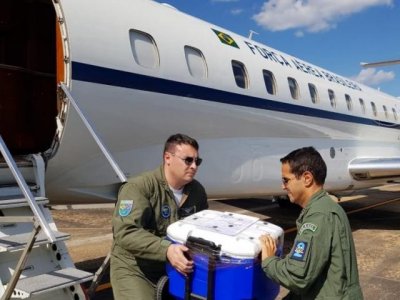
[291,241,308,261]
[119,200,133,217]
[299,223,318,235]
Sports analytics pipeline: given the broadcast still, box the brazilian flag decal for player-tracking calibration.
[212,29,239,49]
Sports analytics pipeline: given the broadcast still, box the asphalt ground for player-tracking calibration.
[51,184,400,300]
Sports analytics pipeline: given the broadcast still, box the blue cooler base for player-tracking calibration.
[167,255,279,300]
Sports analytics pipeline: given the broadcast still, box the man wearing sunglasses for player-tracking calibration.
[111,133,208,300]
[259,147,363,300]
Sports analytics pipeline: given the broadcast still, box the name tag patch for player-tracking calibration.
[299,223,317,235]
[291,240,308,261]
[119,200,133,217]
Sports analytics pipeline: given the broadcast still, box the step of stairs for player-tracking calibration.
[0,197,48,209]
[0,230,70,252]
[12,267,94,299]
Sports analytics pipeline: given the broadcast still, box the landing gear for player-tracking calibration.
[272,196,301,211]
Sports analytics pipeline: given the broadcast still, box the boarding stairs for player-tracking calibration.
[0,136,93,300]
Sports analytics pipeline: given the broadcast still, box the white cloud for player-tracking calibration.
[351,68,395,86]
[231,8,244,15]
[253,0,393,33]
[295,30,305,37]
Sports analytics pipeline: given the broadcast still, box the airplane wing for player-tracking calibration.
[348,157,400,180]
[360,59,400,68]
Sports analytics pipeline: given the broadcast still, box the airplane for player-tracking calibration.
[1,0,400,298]
[3,0,400,205]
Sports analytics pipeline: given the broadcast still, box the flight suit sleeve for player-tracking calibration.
[261,212,332,294]
[112,181,171,262]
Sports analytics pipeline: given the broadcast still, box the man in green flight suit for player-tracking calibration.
[259,147,363,299]
[110,133,208,299]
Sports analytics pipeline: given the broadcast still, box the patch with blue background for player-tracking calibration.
[291,240,308,261]
[161,205,171,218]
[119,200,133,217]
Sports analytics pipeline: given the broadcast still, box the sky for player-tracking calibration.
[156,0,400,98]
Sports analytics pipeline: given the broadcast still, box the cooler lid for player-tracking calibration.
[167,210,284,259]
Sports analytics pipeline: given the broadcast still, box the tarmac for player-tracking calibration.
[51,184,400,300]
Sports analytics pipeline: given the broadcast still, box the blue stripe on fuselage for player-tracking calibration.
[72,62,397,129]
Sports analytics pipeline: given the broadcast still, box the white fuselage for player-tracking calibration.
[45,0,400,203]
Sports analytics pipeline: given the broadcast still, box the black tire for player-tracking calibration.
[155,275,173,300]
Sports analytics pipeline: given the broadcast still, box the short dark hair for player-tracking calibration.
[163,133,199,153]
[280,146,327,185]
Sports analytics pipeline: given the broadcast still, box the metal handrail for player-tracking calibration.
[59,83,129,298]
[0,135,56,243]
[0,221,41,300]
[59,83,127,183]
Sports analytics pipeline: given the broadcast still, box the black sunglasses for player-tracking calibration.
[170,153,203,166]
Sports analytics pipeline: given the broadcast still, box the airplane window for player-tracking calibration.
[345,94,352,111]
[383,105,388,119]
[308,83,319,104]
[129,29,160,69]
[184,46,208,79]
[359,98,366,114]
[262,70,276,95]
[371,102,378,117]
[232,60,248,89]
[288,77,299,100]
[328,89,336,108]
[392,108,398,121]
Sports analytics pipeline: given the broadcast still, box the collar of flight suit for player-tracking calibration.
[154,164,193,207]
[298,189,327,222]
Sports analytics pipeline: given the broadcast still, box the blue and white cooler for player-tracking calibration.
[165,210,284,300]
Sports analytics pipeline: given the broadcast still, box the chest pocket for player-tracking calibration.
[155,203,172,234]
[178,205,197,218]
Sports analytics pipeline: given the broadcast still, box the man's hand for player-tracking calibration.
[259,234,277,261]
[167,244,194,276]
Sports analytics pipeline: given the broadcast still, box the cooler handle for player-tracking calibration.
[186,236,221,252]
